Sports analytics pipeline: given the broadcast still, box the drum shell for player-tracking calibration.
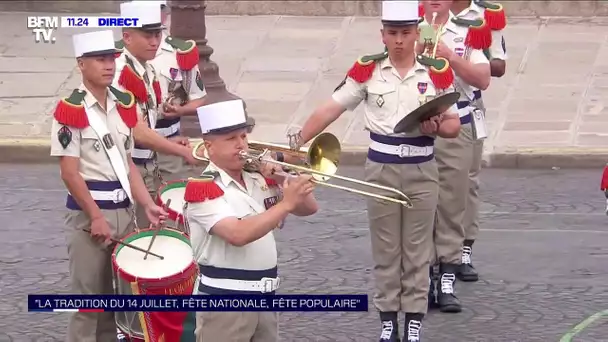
[112,228,199,342]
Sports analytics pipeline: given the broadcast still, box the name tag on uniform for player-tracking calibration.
[264,195,284,229]
[264,196,279,209]
[471,108,488,140]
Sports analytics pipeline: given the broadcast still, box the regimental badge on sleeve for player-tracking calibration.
[58,126,72,149]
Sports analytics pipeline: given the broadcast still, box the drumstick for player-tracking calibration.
[143,199,171,260]
[82,228,164,260]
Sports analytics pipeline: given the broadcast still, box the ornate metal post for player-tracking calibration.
[168,0,240,137]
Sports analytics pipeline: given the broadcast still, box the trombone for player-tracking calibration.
[190,133,413,208]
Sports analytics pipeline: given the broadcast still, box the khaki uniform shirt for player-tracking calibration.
[50,85,133,181]
[453,3,508,62]
[419,13,490,104]
[186,162,281,271]
[151,33,207,107]
[332,58,458,137]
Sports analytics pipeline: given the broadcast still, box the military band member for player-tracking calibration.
[419,0,491,313]
[451,0,508,282]
[113,1,199,229]
[288,1,461,340]
[184,99,318,341]
[150,0,208,181]
[51,30,167,342]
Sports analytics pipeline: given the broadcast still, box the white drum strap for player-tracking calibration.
[85,105,133,202]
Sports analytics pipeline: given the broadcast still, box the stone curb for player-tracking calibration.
[2,139,607,169]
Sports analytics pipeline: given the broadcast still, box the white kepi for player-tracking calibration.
[382,0,421,26]
[72,30,119,58]
[197,100,255,135]
[120,1,164,30]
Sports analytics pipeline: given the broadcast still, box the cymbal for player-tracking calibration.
[393,92,460,134]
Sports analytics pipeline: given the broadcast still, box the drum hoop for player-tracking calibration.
[156,179,188,203]
[112,228,195,282]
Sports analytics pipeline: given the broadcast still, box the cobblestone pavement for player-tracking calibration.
[0,165,607,341]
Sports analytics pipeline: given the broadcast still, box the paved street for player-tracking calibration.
[1,13,608,165]
[0,165,607,341]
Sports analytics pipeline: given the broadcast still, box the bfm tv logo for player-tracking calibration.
[27,16,59,43]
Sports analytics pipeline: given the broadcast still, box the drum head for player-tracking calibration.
[393,92,460,134]
[157,180,187,223]
[112,229,195,281]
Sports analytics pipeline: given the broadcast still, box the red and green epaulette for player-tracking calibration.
[416,55,455,90]
[118,55,162,105]
[109,86,138,128]
[164,36,199,71]
[114,39,124,58]
[53,88,138,129]
[451,17,492,50]
[476,0,507,31]
[346,51,388,83]
[53,89,88,129]
[184,172,224,203]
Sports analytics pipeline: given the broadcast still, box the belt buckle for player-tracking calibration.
[409,146,427,156]
[112,189,127,203]
[398,144,411,158]
[260,277,277,293]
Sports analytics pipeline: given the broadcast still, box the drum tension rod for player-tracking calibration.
[82,228,164,260]
[143,199,171,260]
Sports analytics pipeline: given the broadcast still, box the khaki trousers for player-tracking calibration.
[195,312,278,342]
[463,99,486,242]
[135,162,161,229]
[156,153,186,182]
[65,208,134,342]
[433,124,475,265]
[464,138,483,241]
[365,159,439,314]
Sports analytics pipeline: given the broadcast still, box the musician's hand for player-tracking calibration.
[435,41,454,61]
[162,103,186,118]
[169,136,190,147]
[281,175,315,212]
[419,118,440,135]
[259,159,283,179]
[144,203,168,227]
[90,217,112,246]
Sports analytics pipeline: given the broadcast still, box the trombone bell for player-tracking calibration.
[248,132,341,182]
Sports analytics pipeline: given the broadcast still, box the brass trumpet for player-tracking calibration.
[190,133,413,207]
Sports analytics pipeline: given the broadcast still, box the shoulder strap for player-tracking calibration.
[475,1,507,30]
[164,36,200,71]
[84,104,133,202]
[53,89,89,128]
[345,51,388,84]
[109,86,138,128]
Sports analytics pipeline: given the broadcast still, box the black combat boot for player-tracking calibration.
[379,312,400,342]
[457,240,479,282]
[437,263,462,313]
[404,313,423,342]
[428,265,439,309]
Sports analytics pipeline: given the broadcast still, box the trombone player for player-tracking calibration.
[185,99,318,342]
[287,1,460,341]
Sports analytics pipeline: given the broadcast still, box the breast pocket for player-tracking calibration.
[80,128,103,155]
[366,82,398,117]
